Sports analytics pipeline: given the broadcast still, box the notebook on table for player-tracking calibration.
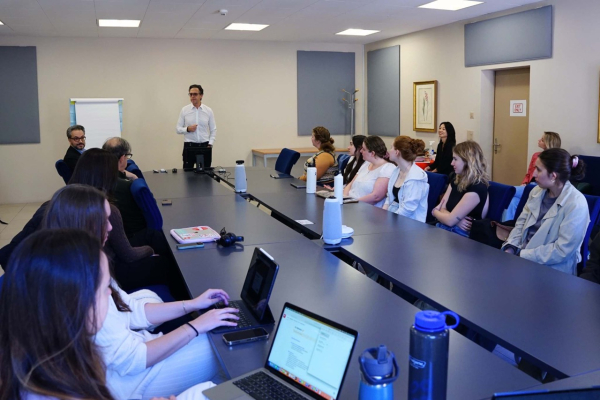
[204,302,358,400]
[210,247,279,334]
[315,190,358,204]
[170,226,220,244]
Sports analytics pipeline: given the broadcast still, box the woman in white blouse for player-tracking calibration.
[344,136,395,208]
[41,185,238,400]
[0,229,218,400]
[383,136,429,222]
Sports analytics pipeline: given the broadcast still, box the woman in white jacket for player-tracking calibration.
[502,148,589,275]
[41,184,238,400]
[383,136,429,222]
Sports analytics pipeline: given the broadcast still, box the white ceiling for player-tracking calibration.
[0,0,543,44]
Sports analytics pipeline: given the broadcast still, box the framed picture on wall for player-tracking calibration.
[413,80,437,132]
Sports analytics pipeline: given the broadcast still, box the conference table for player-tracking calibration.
[145,167,600,397]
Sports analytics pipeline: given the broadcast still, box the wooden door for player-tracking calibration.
[492,68,530,185]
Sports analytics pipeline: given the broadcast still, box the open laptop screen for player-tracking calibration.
[240,248,278,321]
[266,305,357,400]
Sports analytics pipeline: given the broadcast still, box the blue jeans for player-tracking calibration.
[436,222,470,237]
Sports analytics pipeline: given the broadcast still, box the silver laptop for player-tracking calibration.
[204,302,358,400]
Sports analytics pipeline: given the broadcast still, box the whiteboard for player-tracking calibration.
[71,98,122,149]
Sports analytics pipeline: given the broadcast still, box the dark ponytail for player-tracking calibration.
[343,135,366,184]
[538,148,586,184]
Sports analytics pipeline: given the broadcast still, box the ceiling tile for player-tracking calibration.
[253,0,319,10]
[235,7,297,24]
[137,26,180,37]
[98,26,139,36]
[94,1,149,19]
[54,28,99,37]
[146,2,202,14]
[175,28,219,38]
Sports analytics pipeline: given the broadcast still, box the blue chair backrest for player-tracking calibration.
[514,184,536,221]
[579,194,600,274]
[488,181,516,222]
[0,275,4,297]
[55,159,72,184]
[275,148,300,175]
[126,159,144,180]
[425,172,448,224]
[130,179,163,230]
[337,154,351,176]
[577,156,600,196]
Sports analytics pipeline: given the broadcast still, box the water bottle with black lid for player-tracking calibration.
[408,310,459,400]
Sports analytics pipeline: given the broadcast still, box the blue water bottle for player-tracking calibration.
[359,345,399,400]
[408,310,460,400]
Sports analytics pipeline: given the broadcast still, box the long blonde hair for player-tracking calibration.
[453,141,489,192]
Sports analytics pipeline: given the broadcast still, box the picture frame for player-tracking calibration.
[413,80,438,132]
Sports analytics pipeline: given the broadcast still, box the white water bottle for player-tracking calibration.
[323,197,342,245]
[334,173,344,204]
[234,160,247,193]
[306,163,317,194]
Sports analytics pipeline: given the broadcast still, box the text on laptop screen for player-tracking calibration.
[240,250,277,320]
[267,307,356,400]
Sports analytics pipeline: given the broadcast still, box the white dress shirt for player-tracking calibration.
[176,103,217,145]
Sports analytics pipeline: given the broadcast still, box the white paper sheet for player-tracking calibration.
[73,98,122,149]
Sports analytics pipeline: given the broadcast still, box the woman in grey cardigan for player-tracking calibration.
[502,148,589,275]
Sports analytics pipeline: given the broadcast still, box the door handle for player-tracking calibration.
[493,138,502,154]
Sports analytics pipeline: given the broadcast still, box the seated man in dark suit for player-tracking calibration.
[63,125,86,171]
[102,137,147,238]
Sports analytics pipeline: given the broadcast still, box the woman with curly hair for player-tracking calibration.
[432,141,490,237]
[298,126,338,184]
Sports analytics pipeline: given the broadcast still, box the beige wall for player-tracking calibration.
[0,37,363,204]
[365,0,600,176]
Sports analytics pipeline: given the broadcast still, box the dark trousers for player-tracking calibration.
[183,141,209,169]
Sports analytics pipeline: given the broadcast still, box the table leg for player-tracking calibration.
[252,154,257,167]
[264,156,268,168]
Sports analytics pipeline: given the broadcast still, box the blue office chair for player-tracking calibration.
[487,181,516,222]
[274,148,300,175]
[55,159,72,184]
[337,154,351,176]
[579,195,600,275]
[513,184,536,221]
[126,159,144,180]
[425,172,448,224]
[0,275,4,297]
[577,156,600,196]
[130,179,163,230]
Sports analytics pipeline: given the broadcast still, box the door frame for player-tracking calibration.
[480,65,531,179]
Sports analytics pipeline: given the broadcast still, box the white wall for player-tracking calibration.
[365,0,600,175]
[0,37,363,204]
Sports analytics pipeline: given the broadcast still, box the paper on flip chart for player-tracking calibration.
[74,98,122,149]
[295,220,314,225]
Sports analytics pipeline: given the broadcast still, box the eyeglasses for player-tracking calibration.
[125,153,133,159]
[188,93,200,96]
[70,136,86,142]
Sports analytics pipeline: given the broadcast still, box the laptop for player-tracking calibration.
[204,302,358,400]
[211,247,279,333]
[492,387,600,399]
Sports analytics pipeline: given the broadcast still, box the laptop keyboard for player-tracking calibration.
[214,300,252,328]
[233,371,306,400]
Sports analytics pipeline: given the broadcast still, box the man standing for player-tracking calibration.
[64,125,86,171]
[176,84,217,169]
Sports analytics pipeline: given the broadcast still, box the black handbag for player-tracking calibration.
[470,218,515,249]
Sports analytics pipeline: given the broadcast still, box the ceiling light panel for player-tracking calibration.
[225,23,268,31]
[419,0,483,11]
[336,29,379,36]
[98,19,141,27]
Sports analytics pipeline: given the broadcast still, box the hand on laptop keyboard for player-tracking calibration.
[191,307,239,333]
[192,288,231,310]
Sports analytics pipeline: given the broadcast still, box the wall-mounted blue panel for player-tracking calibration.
[465,6,553,67]
[0,46,40,144]
[297,51,355,136]
[367,46,400,137]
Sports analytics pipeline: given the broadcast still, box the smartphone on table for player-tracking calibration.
[222,328,269,346]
